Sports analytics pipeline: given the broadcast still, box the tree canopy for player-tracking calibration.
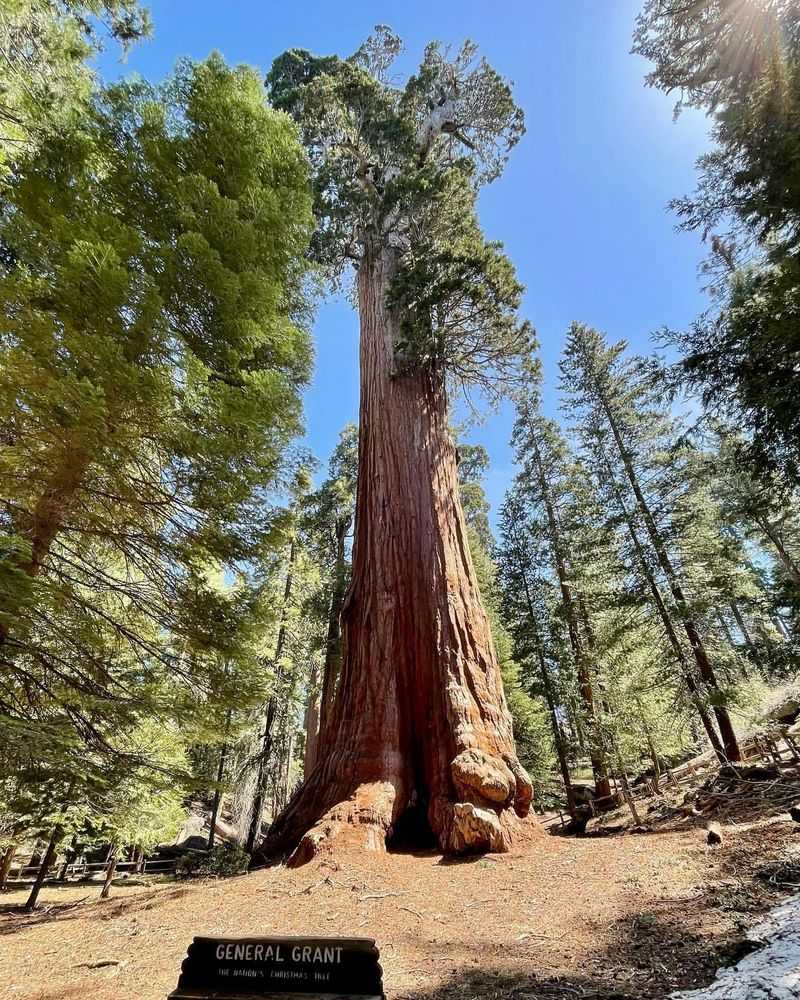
[266,27,532,401]
[0,53,314,801]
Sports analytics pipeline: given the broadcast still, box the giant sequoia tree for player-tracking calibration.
[260,29,535,863]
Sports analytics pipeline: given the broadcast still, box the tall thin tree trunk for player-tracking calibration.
[567,694,587,753]
[283,732,294,807]
[506,521,576,817]
[246,539,296,853]
[772,614,790,640]
[610,735,641,827]
[24,826,63,912]
[599,400,741,762]
[635,699,661,793]
[56,837,77,881]
[535,648,577,818]
[0,845,16,890]
[730,603,758,657]
[317,519,349,751]
[716,611,736,648]
[303,662,320,776]
[258,248,533,864]
[757,518,800,585]
[603,455,726,760]
[208,708,232,851]
[100,845,117,899]
[527,425,611,800]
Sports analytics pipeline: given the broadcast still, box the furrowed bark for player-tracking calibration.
[258,247,534,864]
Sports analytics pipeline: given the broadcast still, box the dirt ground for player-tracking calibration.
[1,811,798,1000]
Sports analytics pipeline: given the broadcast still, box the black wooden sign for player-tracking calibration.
[168,936,384,999]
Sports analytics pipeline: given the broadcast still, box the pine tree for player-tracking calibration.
[509,374,613,800]
[634,1,800,482]
[301,425,358,769]
[496,490,576,816]
[560,323,742,762]
[0,55,314,813]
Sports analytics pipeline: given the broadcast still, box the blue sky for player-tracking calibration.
[99,0,713,524]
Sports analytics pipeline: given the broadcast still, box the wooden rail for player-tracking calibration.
[7,857,178,883]
[541,730,800,833]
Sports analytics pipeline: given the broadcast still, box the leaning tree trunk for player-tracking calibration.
[24,825,63,912]
[258,248,534,866]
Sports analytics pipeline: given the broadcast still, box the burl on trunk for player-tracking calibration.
[259,249,535,865]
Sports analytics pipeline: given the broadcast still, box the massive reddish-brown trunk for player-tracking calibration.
[258,249,534,865]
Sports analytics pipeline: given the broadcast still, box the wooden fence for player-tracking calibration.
[7,856,178,884]
[541,727,800,833]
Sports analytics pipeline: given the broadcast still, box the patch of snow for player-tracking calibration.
[670,894,800,999]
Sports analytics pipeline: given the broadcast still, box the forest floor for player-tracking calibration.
[1,795,799,1000]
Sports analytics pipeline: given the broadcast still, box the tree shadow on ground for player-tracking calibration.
[0,883,193,937]
[395,888,779,1000]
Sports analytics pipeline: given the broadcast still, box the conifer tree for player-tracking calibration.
[634,1,800,482]
[497,490,576,816]
[0,55,314,801]
[0,0,151,170]
[560,323,742,762]
[301,425,358,768]
[260,28,535,862]
[509,370,613,800]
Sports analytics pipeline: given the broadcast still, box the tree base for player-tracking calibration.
[286,781,397,867]
[262,749,540,868]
